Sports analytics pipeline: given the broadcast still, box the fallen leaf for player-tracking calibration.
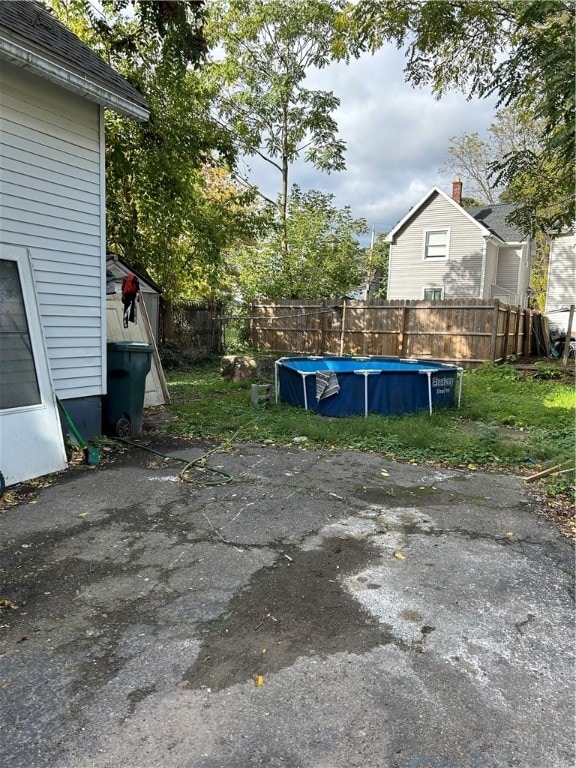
[77,512,89,518]
[393,551,406,560]
[254,674,264,687]
[505,531,514,537]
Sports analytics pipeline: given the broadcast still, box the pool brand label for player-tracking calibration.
[432,375,454,395]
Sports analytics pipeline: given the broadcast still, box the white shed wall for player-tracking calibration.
[0,63,104,399]
[387,192,485,300]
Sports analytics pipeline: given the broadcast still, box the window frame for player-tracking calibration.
[422,287,444,301]
[422,227,450,260]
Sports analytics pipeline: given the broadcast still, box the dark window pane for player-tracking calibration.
[0,259,41,409]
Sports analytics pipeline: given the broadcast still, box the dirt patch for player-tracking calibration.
[530,487,576,538]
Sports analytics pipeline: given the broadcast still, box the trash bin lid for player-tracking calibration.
[107,340,153,352]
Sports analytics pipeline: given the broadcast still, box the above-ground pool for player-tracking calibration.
[275,356,462,417]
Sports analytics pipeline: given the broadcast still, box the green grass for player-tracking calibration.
[165,359,575,479]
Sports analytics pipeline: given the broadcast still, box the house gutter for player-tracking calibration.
[0,37,149,122]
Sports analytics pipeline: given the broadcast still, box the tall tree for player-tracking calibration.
[336,0,575,234]
[232,186,367,301]
[47,0,258,337]
[442,105,563,309]
[440,106,544,206]
[206,0,346,261]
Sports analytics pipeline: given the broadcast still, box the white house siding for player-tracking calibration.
[545,234,576,312]
[517,242,532,304]
[483,240,499,299]
[0,63,104,400]
[387,192,485,300]
[495,246,523,304]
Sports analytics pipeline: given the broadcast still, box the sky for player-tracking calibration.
[84,0,498,244]
[236,44,499,243]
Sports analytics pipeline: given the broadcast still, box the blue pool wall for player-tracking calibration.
[276,356,460,417]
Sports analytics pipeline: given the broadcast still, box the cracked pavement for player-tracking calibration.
[0,442,574,768]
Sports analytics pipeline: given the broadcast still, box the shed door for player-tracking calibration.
[0,245,67,487]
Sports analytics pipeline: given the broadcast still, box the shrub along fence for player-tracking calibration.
[250,299,546,366]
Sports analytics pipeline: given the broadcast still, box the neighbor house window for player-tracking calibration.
[424,228,449,259]
[423,287,443,301]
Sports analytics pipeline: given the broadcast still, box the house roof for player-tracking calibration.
[0,1,149,120]
[106,255,162,294]
[464,203,525,243]
[385,187,528,245]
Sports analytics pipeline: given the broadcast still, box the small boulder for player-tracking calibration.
[221,355,257,382]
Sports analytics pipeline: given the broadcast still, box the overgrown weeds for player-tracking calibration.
[164,359,575,494]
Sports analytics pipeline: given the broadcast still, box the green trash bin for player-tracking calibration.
[104,341,153,437]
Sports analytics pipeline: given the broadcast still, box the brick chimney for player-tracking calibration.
[452,177,463,205]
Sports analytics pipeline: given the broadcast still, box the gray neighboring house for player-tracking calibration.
[385,182,533,307]
[0,1,149,486]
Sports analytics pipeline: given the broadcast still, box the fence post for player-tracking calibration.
[562,304,575,369]
[503,304,512,359]
[399,305,409,357]
[523,309,531,357]
[320,300,327,353]
[489,299,500,361]
[339,299,347,355]
[514,305,522,355]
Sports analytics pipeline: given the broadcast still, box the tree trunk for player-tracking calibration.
[280,104,290,289]
[161,297,175,344]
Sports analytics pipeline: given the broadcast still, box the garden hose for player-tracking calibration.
[115,409,269,487]
[115,438,234,486]
[56,396,86,448]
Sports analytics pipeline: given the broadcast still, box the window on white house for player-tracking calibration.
[423,288,443,301]
[424,229,449,259]
[0,259,41,409]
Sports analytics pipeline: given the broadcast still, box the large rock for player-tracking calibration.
[220,355,257,382]
[221,355,278,383]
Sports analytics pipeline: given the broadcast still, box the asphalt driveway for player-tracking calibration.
[0,441,574,768]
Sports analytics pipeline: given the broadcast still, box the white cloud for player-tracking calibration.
[239,45,497,239]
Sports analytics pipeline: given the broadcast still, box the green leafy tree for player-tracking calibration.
[337,0,575,233]
[206,0,346,260]
[232,186,367,301]
[442,105,564,309]
[47,0,263,338]
[441,106,545,206]
[366,232,390,299]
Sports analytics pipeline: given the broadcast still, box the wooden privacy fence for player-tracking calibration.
[250,299,541,365]
[170,299,223,358]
